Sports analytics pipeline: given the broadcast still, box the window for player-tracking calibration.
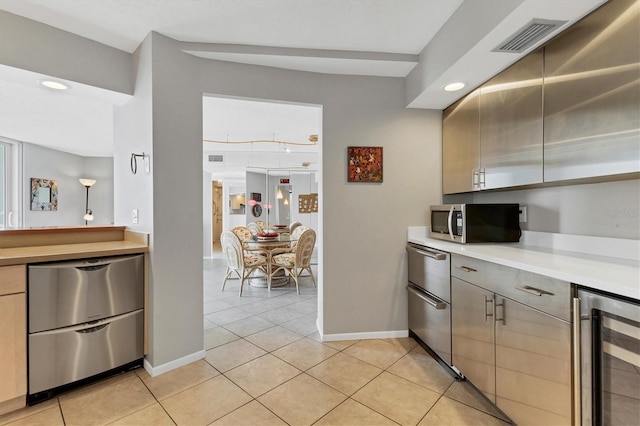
[0,139,22,229]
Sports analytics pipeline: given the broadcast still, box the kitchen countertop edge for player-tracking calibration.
[408,228,640,301]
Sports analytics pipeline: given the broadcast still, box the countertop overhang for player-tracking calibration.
[0,226,148,266]
[408,227,640,301]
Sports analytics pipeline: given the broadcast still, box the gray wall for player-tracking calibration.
[23,143,113,227]
[444,179,640,240]
[203,171,212,258]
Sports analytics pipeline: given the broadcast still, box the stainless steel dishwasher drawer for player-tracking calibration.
[28,254,144,332]
[408,285,451,365]
[28,309,143,394]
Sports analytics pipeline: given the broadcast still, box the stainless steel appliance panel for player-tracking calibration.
[28,254,144,333]
[408,285,451,364]
[451,277,496,402]
[576,288,640,426]
[495,297,572,425]
[28,309,144,394]
[543,0,640,182]
[407,244,450,302]
[451,254,570,321]
[443,90,480,194]
[480,49,544,189]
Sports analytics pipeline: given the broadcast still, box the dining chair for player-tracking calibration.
[232,226,253,249]
[255,221,266,231]
[289,221,302,233]
[221,231,268,296]
[271,228,316,294]
[247,222,261,236]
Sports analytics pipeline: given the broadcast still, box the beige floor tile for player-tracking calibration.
[258,374,347,425]
[245,326,303,352]
[387,347,455,393]
[222,315,275,337]
[108,403,175,425]
[161,375,251,425]
[137,359,219,401]
[343,339,410,369]
[385,337,419,352]
[59,373,156,426]
[211,400,287,426]
[418,396,510,426]
[205,339,267,372]
[315,399,398,426]
[204,326,240,350]
[312,337,360,351]
[352,372,440,426]
[307,352,383,396]
[0,398,59,425]
[225,354,301,397]
[272,337,339,371]
[2,406,64,426]
[444,381,507,420]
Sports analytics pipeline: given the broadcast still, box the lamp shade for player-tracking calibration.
[79,178,96,187]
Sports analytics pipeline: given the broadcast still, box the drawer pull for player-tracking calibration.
[515,285,554,297]
[406,246,447,260]
[456,265,477,273]
[407,286,447,310]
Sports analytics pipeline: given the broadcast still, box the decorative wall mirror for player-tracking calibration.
[30,178,58,211]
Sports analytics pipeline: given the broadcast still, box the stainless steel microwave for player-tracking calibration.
[429,204,521,243]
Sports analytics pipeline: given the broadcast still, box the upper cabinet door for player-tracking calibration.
[442,89,480,194]
[543,0,640,182]
[480,50,544,190]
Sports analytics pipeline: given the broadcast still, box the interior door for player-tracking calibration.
[212,182,223,243]
[451,277,496,402]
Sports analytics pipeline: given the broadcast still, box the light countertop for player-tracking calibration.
[408,227,640,301]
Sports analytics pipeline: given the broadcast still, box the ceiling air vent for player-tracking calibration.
[493,19,567,53]
[208,154,224,163]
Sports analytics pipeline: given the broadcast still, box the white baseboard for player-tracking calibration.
[321,329,408,342]
[144,350,206,377]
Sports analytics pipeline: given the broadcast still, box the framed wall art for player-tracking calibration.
[31,178,58,211]
[348,146,383,182]
[298,193,318,213]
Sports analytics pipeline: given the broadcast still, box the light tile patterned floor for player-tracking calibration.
[0,253,512,426]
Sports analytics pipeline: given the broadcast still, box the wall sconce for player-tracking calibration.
[79,178,96,225]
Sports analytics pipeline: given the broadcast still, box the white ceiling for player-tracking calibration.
[0,0,606,171]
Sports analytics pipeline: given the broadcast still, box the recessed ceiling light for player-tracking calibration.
[40,80,69,91]
[444,82,466,92]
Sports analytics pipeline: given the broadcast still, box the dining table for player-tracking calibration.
[246,233,297,288]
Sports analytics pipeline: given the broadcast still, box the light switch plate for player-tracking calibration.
[519,206,527,223]
[132,209,139,224]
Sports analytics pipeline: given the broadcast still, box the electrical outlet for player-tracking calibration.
[132,209,139,224]
[519,206,527,223]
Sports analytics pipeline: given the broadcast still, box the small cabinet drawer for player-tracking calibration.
[451,254,570,321]
[0,265,26,295]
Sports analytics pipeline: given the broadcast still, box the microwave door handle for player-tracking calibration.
[447,205,454,240]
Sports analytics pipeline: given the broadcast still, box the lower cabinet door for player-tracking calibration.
[495,297,572,425]
[0,293,26,413]
[452,277,496,402]
[29,309,144,394]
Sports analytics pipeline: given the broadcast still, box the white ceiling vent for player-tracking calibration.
[208,154,224,163]
[493,19,567,53]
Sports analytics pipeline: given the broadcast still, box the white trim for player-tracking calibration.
[321,329,408,342]
[143,350,206,377]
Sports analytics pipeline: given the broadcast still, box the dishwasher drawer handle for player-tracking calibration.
[76,264,109,272]
[406,286,447,309]
[515,285,554,297]
[406,246,447,260]
[455,265,477,273]
[76,323,109,334]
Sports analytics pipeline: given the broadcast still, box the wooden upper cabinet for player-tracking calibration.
[543,0,640,182]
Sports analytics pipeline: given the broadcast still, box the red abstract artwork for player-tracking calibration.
[347,146,383,182]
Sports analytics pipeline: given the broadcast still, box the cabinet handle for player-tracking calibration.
[406,245,447,260]
[479,168,486,187]
[484,296,494,322]
[495,299,504,324]
[407,286,447,310]
[456,265,477,273]
[472,169,479,188]
[515,285,554,297]
[572,297,581,426]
